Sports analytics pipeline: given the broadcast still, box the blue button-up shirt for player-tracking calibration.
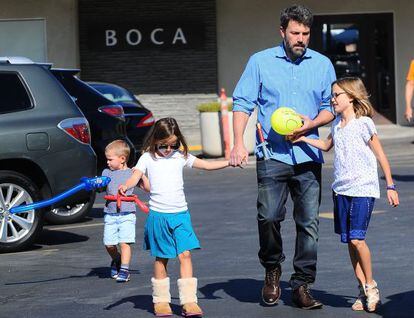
[233,44,336,165]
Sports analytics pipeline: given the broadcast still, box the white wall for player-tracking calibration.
[0,0,78,68]
[217,0,414,125]
[0,19,47,62]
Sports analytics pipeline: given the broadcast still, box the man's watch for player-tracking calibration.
[386,184,397,191]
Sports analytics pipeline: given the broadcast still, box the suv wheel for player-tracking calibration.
[44,192,96,224]
[0,171,44,253]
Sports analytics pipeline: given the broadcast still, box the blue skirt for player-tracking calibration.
[333,192,375,243]
[143,210,200,258]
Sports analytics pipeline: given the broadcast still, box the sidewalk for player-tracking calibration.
[190,124,414,156]
[319,124,413,140]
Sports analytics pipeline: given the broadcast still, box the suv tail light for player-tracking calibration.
[58,117,91,145]
[98,105,124,119]
[136,112,155,128]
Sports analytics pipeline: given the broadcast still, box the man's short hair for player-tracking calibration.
[280,5,313,29]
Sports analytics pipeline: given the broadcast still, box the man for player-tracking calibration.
[230,5,336,309]
[405,59,414,122]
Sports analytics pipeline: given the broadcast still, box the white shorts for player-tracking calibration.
[103,212,136,245]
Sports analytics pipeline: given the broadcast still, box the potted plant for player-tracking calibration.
[197,101,257,157]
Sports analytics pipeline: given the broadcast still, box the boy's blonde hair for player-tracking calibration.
[333,77,375,118]
[105,139,130,160]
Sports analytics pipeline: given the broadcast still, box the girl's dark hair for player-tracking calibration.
[142,117,188,157]
[280,5,313,30]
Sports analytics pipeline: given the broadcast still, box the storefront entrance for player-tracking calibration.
[310,13,396,123]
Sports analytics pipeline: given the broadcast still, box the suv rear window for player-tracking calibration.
[0,72,32,113]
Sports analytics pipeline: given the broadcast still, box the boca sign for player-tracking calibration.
[87,23,205,50]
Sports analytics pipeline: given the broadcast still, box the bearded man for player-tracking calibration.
[230,4,336,309]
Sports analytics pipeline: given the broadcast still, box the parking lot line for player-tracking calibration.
[320,210,386,219]
[46,222,103,231]
[4,248,60,256]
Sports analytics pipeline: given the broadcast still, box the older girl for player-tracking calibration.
[293,77,399,312]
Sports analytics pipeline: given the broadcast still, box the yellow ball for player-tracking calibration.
[270,107,303,135]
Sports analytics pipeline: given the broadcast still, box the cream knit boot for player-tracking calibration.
[178,277,203,317]
[152,277,173,317]
[365,280,381,312]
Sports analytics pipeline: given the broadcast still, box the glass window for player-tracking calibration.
[322,23,361,78]
[91,84,135,103]
[0,72,32,113]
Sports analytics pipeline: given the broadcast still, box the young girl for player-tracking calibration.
[119,117,230,317]
[293,77,399,312]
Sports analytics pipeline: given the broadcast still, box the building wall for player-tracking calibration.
[78,0,217,95]
[0,0,79,67]
[2,1,411,147]
[217,0,414,125]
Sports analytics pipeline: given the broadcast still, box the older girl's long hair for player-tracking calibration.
[333,77,374,118]
[142,117,188,157]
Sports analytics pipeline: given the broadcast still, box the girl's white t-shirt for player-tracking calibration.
[331,115,380,198]
[135,151,196,213]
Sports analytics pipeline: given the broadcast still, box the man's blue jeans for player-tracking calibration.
[256,159,321,290]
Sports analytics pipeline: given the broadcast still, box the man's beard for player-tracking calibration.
[285,40,306,60]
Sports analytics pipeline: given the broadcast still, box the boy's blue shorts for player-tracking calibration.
[333,192,375,243]
[144,210,200,258]
[103,212,136,245]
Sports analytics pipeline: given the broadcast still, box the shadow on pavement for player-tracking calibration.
[14,229,90,252]
[104,294,182,315]
[36,229,89,245]
[87,207,104,219]
[389,174,414,182]
[378,290,414,318]
[199,279,351,308]
[5,267,140,285]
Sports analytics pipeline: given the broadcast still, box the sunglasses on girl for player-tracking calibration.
[156,142,180,151]
[331,92,347,99]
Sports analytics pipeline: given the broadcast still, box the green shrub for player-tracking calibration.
[197,101,233,112]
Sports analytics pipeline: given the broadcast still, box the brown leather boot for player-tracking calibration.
[261,266,281,305]
[292,285,323,310]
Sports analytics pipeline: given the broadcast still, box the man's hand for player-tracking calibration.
[293,114,313,135]
[230,144,248,167]
[285,114,313,141]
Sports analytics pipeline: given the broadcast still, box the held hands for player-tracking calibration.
[118,184,128,196]
[285,114,312,142]
[291,114,312,136]
[230,144,248,168]
[288,135,307,143]
[387,189,399,207]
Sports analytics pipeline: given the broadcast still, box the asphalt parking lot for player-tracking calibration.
[1,137,413,318]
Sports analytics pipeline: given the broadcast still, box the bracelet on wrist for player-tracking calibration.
[386,184,396,191]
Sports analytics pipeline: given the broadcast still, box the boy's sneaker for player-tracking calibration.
[116,268,131,282]
[110,259,121,279]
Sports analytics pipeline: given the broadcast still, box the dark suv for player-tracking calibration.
[51,70,136,171]
[0,57,96,253]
